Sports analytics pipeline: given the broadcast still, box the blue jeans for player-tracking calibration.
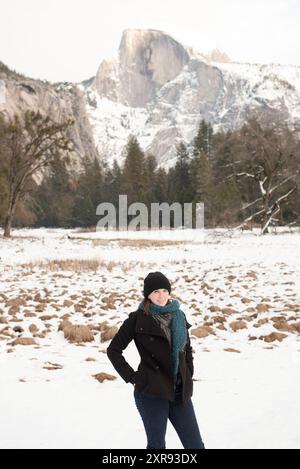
[134,382,205,449]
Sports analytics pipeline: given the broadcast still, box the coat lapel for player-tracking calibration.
[135,310,169,340]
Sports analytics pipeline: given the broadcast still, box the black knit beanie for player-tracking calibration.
[143,272,171,298]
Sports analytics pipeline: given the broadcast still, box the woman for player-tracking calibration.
[107,271,205,449]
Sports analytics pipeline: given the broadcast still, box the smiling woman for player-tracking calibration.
[107,271,205,449]
[148,288,170,307]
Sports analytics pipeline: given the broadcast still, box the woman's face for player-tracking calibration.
[148,289,170,307]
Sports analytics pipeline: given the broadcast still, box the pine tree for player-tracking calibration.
[213,180,242,227]
[211,130,245,226]
[193,119,213,158]
[154,167,169,202]
[171,141,192,204]
[122,135,147,205]
[33,152,74,228]
[72,157,104,227]
[191,151,215,226]
[103,159,123,205]
[143,153,158,204]
[191,121,215,226]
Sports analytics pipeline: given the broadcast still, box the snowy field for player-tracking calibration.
[0,227,300,449]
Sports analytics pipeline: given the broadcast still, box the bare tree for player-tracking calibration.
[224,119,300,234]
[0,111,73,237]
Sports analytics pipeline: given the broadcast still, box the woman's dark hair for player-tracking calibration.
[143,298,151,316]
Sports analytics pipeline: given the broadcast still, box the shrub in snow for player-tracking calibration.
[230,321,248,332]
[29,324,39,334]
[11,337,37,346]
[58,319,72,332]
[100,326,118,342]
[93,372,117,383]
[191,325,215,338]
[64,325,94,343]
[259,332,288,343]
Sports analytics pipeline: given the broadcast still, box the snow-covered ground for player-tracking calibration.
[0,227,300,449]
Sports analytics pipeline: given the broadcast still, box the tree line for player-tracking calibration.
[1,110,300,237]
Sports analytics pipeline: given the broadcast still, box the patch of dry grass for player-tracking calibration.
[92,239,188,249]
[19,258,155,274]
[76,227,97,233]
[20,259,119,272]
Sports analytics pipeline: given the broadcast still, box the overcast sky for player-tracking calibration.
[1,0,299,83]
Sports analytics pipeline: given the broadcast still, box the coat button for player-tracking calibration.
[155,365,159,370]
[140,327,143,331]
[151,354,155,358]
[150,337,154,341]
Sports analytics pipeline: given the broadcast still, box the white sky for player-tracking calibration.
[0,0,299,83]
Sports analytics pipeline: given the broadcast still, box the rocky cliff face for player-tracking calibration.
[0,66,98,175]
[94,29,190,108]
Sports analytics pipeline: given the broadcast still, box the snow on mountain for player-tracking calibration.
[82,29,300,169]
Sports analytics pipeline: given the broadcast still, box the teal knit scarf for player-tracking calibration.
[139,299,187,376]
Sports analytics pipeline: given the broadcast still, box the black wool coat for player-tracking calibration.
[107,306,194,402]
